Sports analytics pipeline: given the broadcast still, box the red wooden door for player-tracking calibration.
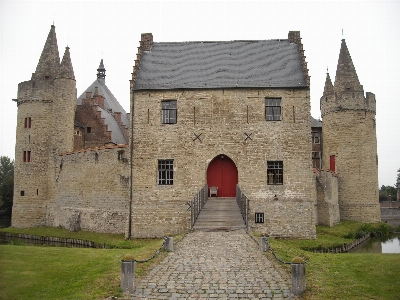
[330,155,336,172]
[207,155,238,197]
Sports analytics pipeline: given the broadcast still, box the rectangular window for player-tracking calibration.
[23,151,31,163]
[24,117,32,128]
[255,212,264,223]
[20,191,25,196]
[312,151,321,159]
[162,100,177,124]
[312,131,320,144]
[267,161,283,185]
[86,127,91,133]
[158,159,174,185]
[312,151,321,169]
[265,98,281,121]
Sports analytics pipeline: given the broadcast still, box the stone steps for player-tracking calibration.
[193,197,246,231]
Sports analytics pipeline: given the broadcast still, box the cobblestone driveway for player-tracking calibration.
[132,230,291,299]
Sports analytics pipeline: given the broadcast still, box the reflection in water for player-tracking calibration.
[382,237,400,253]
[350,235,400,253]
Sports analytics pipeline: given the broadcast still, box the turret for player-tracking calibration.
[320,38,380,223]
[53,46,77,154]
[12,25,76,228]
[321,39,375,117]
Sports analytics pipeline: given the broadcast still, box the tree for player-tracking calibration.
[0,156,14,218]
[379,185,397,202]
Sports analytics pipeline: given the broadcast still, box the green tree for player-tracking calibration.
[379,185,397,202]
[0,156,14,218]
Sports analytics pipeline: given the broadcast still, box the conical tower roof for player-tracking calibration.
[33,25,60,80]
[334,39,363,93]
[323,72,334,95]
[57,47,75,80]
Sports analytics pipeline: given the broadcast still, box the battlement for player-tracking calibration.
[321,91,376,117]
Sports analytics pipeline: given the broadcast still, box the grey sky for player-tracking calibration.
[1,0,399,186]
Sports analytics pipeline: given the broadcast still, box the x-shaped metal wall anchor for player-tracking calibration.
[193,132,202,142]
[244,132,253,141]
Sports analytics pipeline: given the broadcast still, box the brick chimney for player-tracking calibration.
[141,33,153,51]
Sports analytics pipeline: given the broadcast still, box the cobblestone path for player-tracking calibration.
[132,230,291,299]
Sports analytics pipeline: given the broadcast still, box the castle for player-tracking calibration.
[11,25,380,238]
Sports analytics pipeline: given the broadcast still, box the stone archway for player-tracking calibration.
[207,155,238,197]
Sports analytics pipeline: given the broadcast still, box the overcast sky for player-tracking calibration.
[1,0,399,187]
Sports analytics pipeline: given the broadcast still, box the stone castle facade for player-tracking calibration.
[11,26,380,238]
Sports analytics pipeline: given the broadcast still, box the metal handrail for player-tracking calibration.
[236,185,250,233]
[190,184,209,229]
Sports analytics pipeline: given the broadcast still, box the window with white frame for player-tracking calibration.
[265,98,281,121]
[162,100,177,124]
[312,131,320,144]
[158,159,174,185]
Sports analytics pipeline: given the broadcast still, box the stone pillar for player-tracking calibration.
[164,236,173,251]
[291,259,306,295]
[259,236,269,252]
[121,260,136,294]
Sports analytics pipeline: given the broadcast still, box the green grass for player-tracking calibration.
[265,221,400,300]
[0,227,166,299]
[0,226,153,249]
[1,224,399,299]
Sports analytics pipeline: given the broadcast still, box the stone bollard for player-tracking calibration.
[164,236,173,251]
[291,257,306,296]
[121,259,136,294]
[259,236,269,252]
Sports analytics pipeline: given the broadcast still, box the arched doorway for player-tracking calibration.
[207,155,238,197]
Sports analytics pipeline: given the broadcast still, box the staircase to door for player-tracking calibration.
[193,197,246,231]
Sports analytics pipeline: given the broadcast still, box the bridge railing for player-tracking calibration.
[190,184,209,229]
[236,185,250,233]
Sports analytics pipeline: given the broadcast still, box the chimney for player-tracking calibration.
[288,31,301,45]
[141,33,153,51]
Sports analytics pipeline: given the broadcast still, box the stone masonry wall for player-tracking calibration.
[315,170,340,226]
[46,146,130,234]
[131,87,316,238]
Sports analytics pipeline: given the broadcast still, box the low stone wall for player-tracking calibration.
[381,207,400,226]
[47,146,130,234]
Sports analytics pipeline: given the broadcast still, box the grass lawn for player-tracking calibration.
[0,227,165,299]
[1,223,399,299]
[265,221,400,300]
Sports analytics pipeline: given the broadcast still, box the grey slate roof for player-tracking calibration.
[77,77,129,145]
[311,117,322,128]
[134,39,308,90]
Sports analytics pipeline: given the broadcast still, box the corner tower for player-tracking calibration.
[320,39,380,222]
[12,25,76,227]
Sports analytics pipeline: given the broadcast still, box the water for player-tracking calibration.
[349,235,400,253]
